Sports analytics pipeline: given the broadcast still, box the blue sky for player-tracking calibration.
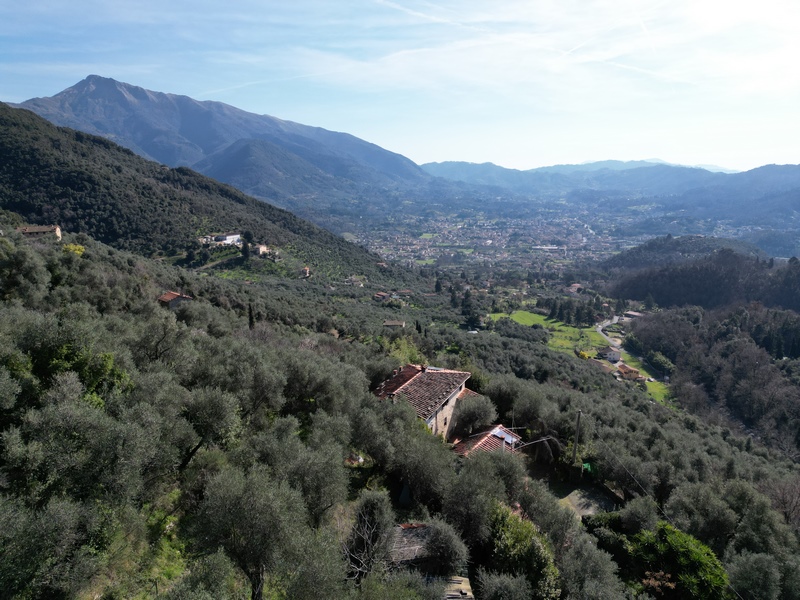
[1,0,798,171]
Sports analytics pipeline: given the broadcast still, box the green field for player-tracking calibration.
[491,311,671,403]
[621,351,671,404]
[489,311,606,351]
[419,233,436,239]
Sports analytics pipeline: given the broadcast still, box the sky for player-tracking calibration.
[1,0,799,171]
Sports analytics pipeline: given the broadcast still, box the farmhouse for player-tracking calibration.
[213,232,241,245]
[597,346,621,363]
[157,291,193,309]
[375,364,475,440]
[617,363,644,381]
[16,225,62,241]
[382,320,406,328]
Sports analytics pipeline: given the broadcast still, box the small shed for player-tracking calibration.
[157,291,192,309]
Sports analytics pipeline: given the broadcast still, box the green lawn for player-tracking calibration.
[419,233,436,239]
[621,351,672,405]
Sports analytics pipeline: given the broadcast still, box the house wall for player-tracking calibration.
[426,383,464,440]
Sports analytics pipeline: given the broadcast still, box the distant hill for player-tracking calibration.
[422,160,800,234]
[602,235,769,270]
[0,102,405,281]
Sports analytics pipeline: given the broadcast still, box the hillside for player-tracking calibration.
[17,75,426,183]
[423,160,800,233]
[14,76,454,232]
[2,209,799,599]
[602,234,768,270]
[0,102,410,283]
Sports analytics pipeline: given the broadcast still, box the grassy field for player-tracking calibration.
[489,311,606,350]
[621,351,671,404]
[490,310,671,404]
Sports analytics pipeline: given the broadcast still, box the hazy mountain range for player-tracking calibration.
[11,76,800,254]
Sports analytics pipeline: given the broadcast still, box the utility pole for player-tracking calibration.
[572,410,582,465]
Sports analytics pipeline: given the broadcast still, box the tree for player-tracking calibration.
[489,502,560,600]
[343,490,396,582]
[197,466,307,600]
[0,495,105,599]
[558,534,625,600]
[451,394,497,438]
[179,386,240,471]
[476,569,532,600]
[423,518,468,576]
[631,522,729,600]
[726,551,781,600]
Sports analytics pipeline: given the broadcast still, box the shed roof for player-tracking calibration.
[157,291,192,303]
[452,425,520,457]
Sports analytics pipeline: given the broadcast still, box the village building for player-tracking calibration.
[375,364,476,440]
[157,291,193,309]
[382,320,406,328]
[16,225,62,241]
[388,523,474,598]
[452,425,520,457]
[597,346,621,363]
[617,363,644,381]
[213,232,241,245]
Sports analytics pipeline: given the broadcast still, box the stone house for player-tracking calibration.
[375,364,475,440]
[16,225,62,241]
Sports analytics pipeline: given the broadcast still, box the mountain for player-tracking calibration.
[0,102,405,281]
[17,75,425,182]
[423,160,800,226]
[421,160,729,194]
[14,75,440,231]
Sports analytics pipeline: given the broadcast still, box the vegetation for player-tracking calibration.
[2,112,800,599]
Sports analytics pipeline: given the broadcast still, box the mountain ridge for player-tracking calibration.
[0,101,408,282]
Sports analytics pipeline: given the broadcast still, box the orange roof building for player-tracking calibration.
[375,364,475,440]
[452,425,520,457]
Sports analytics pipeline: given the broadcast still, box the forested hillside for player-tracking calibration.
[1,223,798,598]
[1,110,800,599]
[603,235,767,270]
[0,102,409,283]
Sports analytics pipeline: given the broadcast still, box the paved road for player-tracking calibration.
[596,316,621,347]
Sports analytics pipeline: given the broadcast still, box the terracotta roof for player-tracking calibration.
[375,365,423,398]
[375,365,471,421]
[617,363,639,375]
[588,359,615,373]
[16,225,60,234]
[452,425,520,457]
[383,320,406,327]
[157,291,192,303]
